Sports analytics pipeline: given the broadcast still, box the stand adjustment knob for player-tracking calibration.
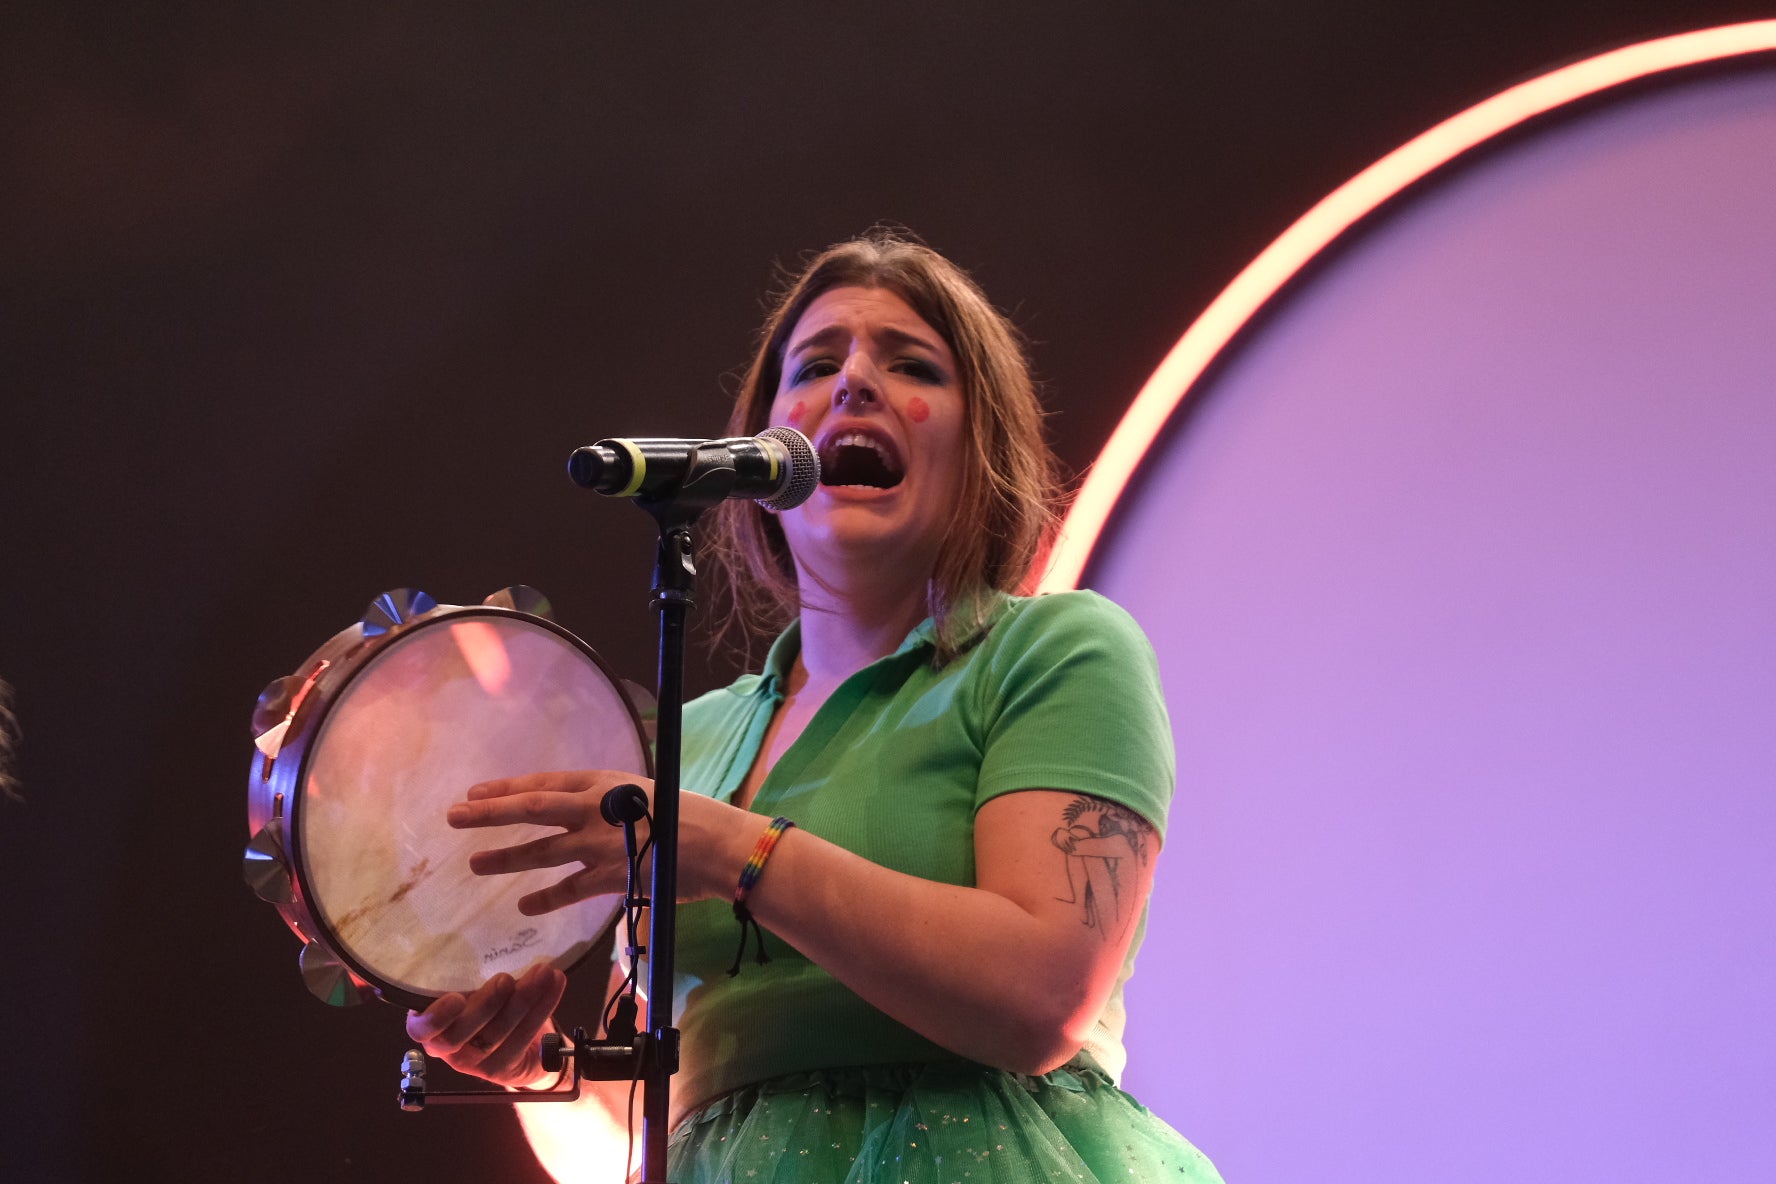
[540,1032,566,1074]
[399,1049,427,1111]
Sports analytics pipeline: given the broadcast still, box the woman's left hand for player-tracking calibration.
[404,962,568,1088]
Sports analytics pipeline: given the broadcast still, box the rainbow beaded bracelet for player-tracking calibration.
[729,816,795,976]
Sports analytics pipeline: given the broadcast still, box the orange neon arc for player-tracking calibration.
[1039,20,1776,594]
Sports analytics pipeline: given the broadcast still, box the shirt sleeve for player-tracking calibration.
[972,591,1177,839]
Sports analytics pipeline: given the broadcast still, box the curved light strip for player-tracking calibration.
[1041,20,1776,593]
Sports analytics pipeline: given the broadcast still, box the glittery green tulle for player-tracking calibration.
[665,1059,1224,1184]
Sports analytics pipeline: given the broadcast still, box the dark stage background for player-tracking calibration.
[2,4,1765,1180]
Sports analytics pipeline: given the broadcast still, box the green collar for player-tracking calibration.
[756,593,1017,696]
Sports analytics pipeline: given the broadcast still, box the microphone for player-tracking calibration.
[567,426,819,512]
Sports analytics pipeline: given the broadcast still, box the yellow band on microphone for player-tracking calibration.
[611,438,646,497]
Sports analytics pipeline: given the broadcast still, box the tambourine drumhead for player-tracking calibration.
[292,610,639,1006]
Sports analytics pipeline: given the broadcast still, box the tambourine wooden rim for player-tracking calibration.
[245,589,650,1010]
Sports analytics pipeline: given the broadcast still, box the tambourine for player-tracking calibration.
[243,587,650,1009]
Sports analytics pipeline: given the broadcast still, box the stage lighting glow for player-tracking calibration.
[1041,19,1776,592]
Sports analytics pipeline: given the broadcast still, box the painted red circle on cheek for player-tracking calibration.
[787,400,807,426]
[908,397,931,424]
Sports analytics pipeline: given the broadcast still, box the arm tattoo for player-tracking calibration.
[1051,796,1153,940]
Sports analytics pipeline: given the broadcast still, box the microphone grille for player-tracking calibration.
[755,427,820,512]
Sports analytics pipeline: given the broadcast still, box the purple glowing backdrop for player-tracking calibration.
[1100,65,1776,1181]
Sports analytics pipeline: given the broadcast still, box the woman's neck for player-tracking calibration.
[790,572,931,688]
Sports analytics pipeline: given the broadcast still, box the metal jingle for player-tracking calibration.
[299,942,370,1007]
[361,588,438,638]
[253,719,292,762]
[251,675,299,739]
[243,819,295,904]
[482,585,553,618]
[251,673,300,759]
[253,659,333,759]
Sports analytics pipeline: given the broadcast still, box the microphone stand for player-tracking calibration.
[597,436,813,1180]
[631,495,701,1184]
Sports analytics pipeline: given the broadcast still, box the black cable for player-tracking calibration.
[594,809,653,1177]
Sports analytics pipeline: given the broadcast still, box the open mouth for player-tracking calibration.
[818,430,905,489]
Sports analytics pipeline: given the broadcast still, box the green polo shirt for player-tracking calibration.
[670,590,1175,1113]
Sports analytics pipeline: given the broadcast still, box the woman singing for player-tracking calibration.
[408,230,1225,1183]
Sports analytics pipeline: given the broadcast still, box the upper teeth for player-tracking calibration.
[832,432,892,462]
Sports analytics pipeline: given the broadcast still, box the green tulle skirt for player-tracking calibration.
[665,1058,1224,1184]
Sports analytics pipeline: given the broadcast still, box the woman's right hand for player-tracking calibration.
[404,960,567,1088]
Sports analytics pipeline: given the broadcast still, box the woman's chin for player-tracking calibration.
[789,518,938,580]
[789,489,897,539]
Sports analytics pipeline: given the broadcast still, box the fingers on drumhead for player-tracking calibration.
[470,832,564,876]
[466,770,598,800]
[519,867,598,916]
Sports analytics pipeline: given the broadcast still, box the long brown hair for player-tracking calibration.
[707,229,1064,662]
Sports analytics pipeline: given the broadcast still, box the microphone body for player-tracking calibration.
[568,427,819,512]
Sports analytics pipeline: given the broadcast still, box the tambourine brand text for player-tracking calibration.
[483,928,542,965]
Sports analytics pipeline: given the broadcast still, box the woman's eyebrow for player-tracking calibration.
[784,324,846,359]
[786,323,945,358]
[876,325,945,355]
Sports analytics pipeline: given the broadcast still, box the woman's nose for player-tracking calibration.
[834,352,879,408]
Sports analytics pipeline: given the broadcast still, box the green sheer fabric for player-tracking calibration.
[666,1058,1225,1184]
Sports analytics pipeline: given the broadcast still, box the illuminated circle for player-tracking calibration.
[1047,22,1776,1184]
